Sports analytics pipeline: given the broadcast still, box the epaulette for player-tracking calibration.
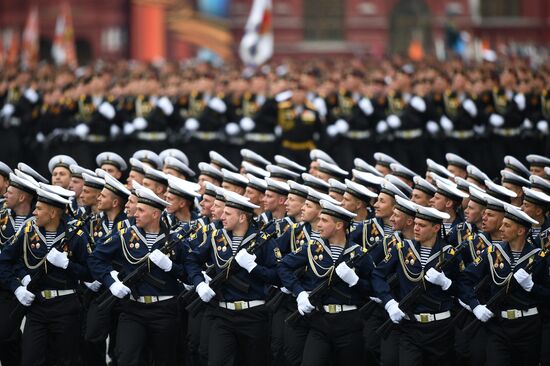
[278,100,292,109]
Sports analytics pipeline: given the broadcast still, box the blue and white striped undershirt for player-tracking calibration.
[13,216,26,231]
[329,245,344,262]
[145,233,158,251]
[231,236,243,254]
[419,246,432,267]
[45,231,57,249]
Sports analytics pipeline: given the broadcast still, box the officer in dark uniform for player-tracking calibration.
[459,205,546,366]
[0,187,92,366]
[185,191,278,366]
[89,184,186,366]
[278,84,322,167]
[278,199,375,365]
[0,173,35,366]
[373,204,460,366]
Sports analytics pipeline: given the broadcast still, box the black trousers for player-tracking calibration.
[380,329,400,366]
[454,312,486,366]
[542,315,550,366]
[301,310,364,366]
[80,288,107,366]
[0,292,21,366]
[199,306,216,366]
[22,293,81,366]
[271,294,308,366]
[363,305,385,365]
[187,307,205,366]
[208,305,269,366]
[399,318,454,366]
[115,298,179,366]
[485,314,541,366]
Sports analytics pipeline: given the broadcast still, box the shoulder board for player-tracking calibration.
[279,101,292,109]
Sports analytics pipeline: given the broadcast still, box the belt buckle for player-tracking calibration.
[43,290,52,299]
[419,313,430,323]
[144,296,153,304]
[234,301,244,311]
[328,304,337,313]
[507,310,516,320]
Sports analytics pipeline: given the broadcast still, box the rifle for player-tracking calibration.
[376,241,468,338]
[185,230,277,316]
[462,243,550,333]
[96,223,197,310]
[285,247,369,325]
[10,215,92,319]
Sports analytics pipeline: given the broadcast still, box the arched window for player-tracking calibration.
[481,0,520,17]
[303,0,344,41]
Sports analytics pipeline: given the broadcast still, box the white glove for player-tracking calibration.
[240,117,256,131]
[513,268,534,292]
[21,275,31,287]
[426,120,439,134]
[274,125,282,137]
[46,248,69,269]
[133,117,148,131]
[84,280,102,292]
[387,115,401,129]
[235,249,257,273]
[281,287,292,294]
[458,299,472,312]
[123,122,135,135]
[537,120,549,134]
[225,122,240,136]
[462,99,478,117]
[489,113,504,127]
[473,124,486,135]
[376,120,389,134]
[440,115,454,132]
[185,118,200,132]
[98,102,116,120]
[74,123,90,139]
[196,281,216,302]
[384,299,405,324]
[149,249,173,272]
[208,97,227,113]
[24,88,39,103]
[513,93,526,111]
[326,124,340,137]
[109,281,131,299]
[424,268,452,291]
[358,98,374,115]
[335,119,349,134]
[335,262,359,287]
[110,270,120,282]
[410,96,426,112]
[296,291,315,315]
[14,286,35,306]
[183,283,194,291]
[36,132,45,143]
[472,304,494,322]
[110,124,121,138]
[156,96,174,116]
[522,118,533,130]
[1,103,15,117]
[369,296,382,303]
[201,270,212,284]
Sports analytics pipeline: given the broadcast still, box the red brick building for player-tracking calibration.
[1,0,549,63]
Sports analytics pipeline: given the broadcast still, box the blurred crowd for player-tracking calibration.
[1,56,549,179]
